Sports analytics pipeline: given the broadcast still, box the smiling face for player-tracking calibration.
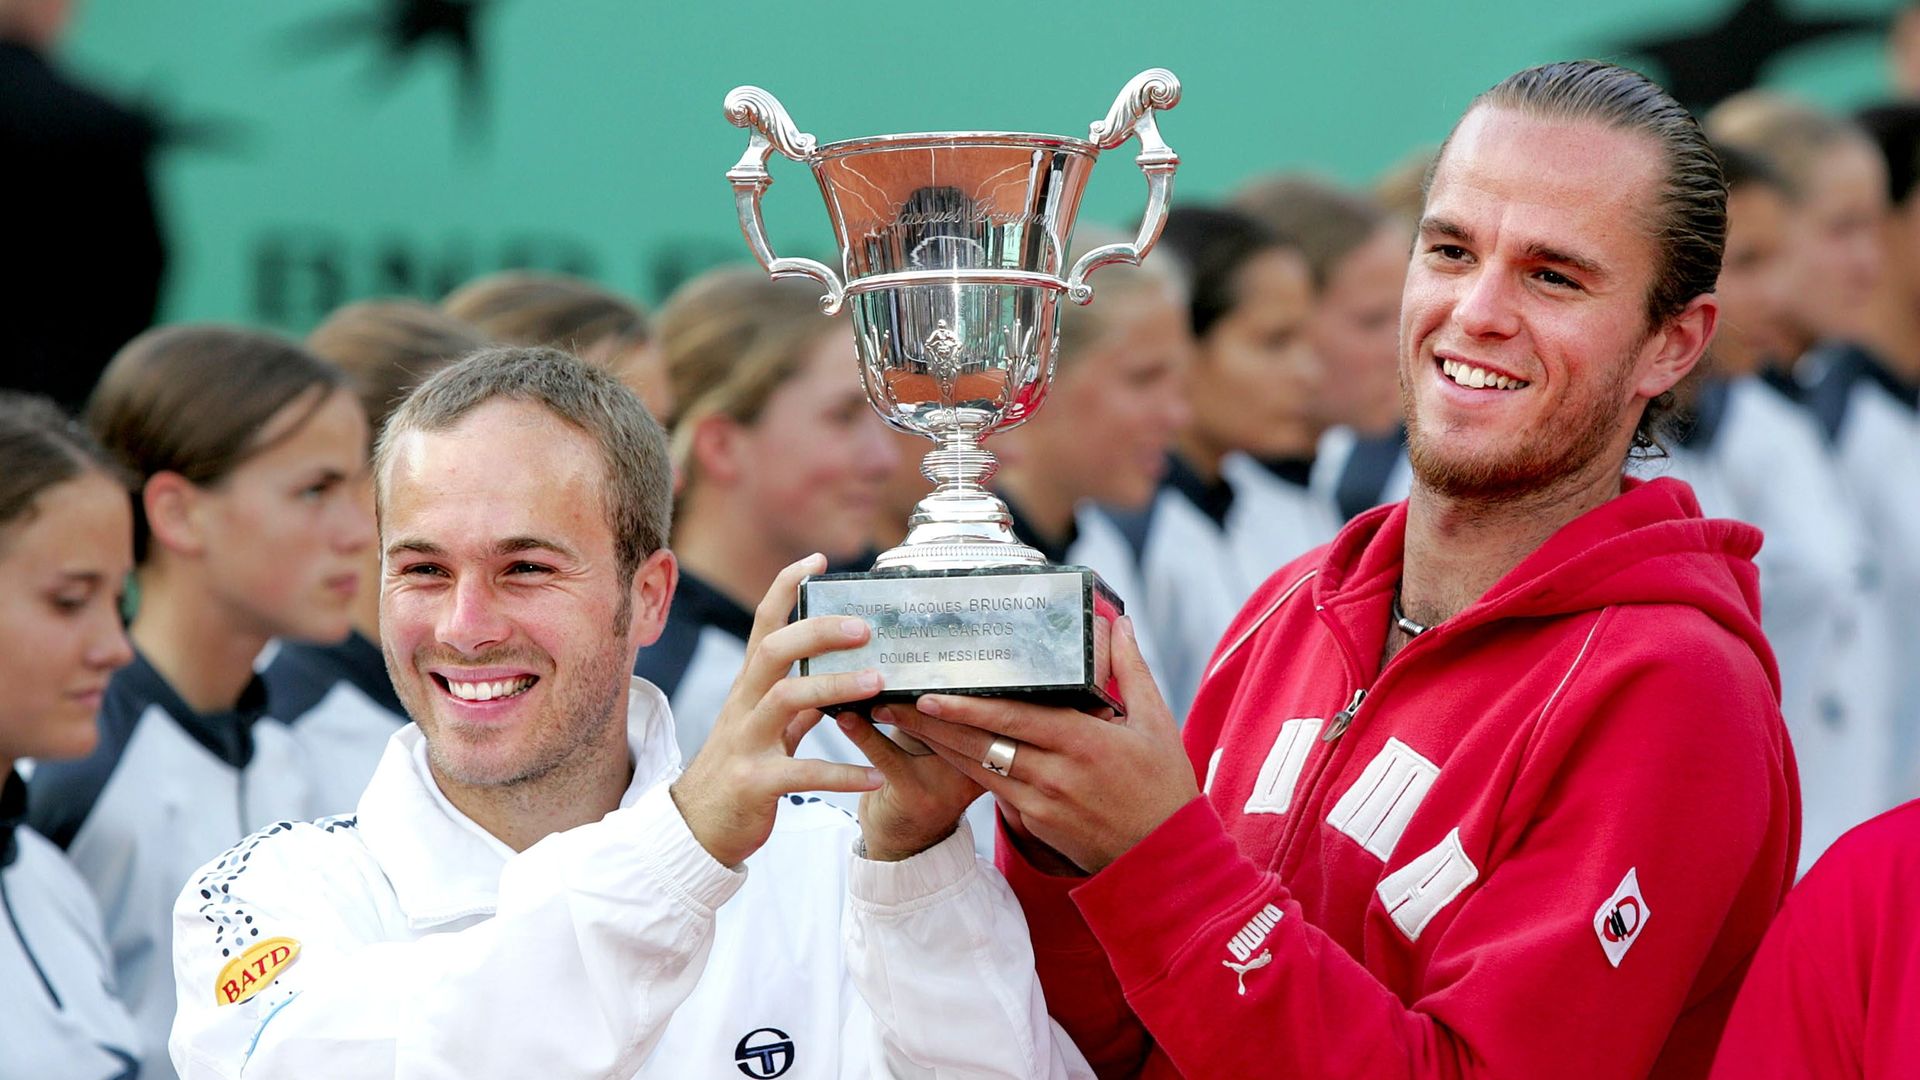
[379,399,671,791]
[1400,106,1715,502]
[0,471,134,764]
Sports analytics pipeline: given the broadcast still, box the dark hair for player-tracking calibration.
[1231,174,1389,290]
[1459,60,1726,455]
[374,346,671,586]
[1715,142,1789,195]
[87,325,350,562]
[1854,102,1920,207]
[1155,206,1297,339]
[307,299,493,437]
[0,392,131,549]
[442,271,648,357]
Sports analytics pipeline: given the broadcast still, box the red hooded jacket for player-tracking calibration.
[1709,798,1920,1078]
[1003,478,1800,1078]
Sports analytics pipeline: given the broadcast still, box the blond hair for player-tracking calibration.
[307,299,491,437]
[1706,90,1870,201]
[443,271,648,357]
[656,268,845,484]
[1056,226,1187,367]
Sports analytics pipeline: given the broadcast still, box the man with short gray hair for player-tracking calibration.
[168,346,1090,1078]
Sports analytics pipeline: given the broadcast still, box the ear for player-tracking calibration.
[626,547,678,652]
[1633,293,1719,401]
[142,472,209,558]
[687,413,748,487]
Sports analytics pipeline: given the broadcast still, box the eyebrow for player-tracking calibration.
[55,571,105,586]
[1419,216,1471,243]
[384,536,581,561]
[496,536,580,561]
[1522,241,1608,281]
[1420,216,1608,281]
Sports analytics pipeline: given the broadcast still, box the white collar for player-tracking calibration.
[356,677,683,928]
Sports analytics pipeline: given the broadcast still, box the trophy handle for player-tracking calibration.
[724,86,847,314]
[1066,69,1182,306]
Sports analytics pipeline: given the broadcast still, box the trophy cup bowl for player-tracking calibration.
[724,70,1180,711]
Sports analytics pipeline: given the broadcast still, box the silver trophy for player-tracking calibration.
[725,70,1180,710]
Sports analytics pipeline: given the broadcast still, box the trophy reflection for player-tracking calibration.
[723,70,1181,710]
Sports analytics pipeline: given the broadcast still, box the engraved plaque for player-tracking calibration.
[799,565,1123,712]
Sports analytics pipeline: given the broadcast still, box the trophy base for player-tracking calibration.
[798,564,1124,714]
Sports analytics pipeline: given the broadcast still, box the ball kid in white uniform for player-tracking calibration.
[1117,206,1329,719]
[0,393,142,1080]
[29,326,376,1080]
[634,270,900,802]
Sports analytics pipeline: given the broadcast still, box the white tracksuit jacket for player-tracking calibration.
[1651,375,1901,870]
[2,771,141,1080]
[1124,453,1336,721]
[168,678,1092,1079]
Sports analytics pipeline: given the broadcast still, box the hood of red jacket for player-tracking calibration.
[1312,476,1780,699]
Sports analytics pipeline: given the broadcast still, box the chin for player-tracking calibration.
[284,613,354,646]
[1101,480,1156,513]
[429,737,530,788]
[29,718,100,763]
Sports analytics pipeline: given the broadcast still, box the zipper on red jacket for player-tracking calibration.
[1320,688,1367,742]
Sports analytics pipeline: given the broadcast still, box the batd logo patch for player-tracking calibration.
[216,936,300,1005]
[1593,868,1649,968]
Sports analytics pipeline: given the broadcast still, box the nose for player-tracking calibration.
[333,479,378,555]
[437,574,510,655]
[1853,231,1886,291]
[859,416,903,477]
[85,606,134,672]
[1452,266,1522,340]
[1159,382,1193,437]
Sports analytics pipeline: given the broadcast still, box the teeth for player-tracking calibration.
[446,676,535,701]
[1441,359,1528,390]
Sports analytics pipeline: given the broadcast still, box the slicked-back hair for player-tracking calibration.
[88,325,349,562]
[1453,60,1727,454]
[373,346,671,584]
[0,391,132,552]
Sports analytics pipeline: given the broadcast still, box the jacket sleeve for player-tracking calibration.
[1709,812,1884,1079]
[996,828,1145,1077]
[1069,632,1794,1079]
[169,782,743,1080]
[991,564,1318,1078]
[845,820,1096,1079]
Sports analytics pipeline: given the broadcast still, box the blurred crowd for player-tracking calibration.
[8,4,1920,1078]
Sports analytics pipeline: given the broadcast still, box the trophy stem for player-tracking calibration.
[870,427,1044,571]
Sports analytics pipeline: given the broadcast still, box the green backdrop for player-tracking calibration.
[61,0,1904,331]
